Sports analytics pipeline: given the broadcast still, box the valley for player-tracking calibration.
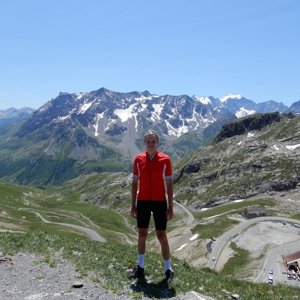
[1,179,300,288]
[1,175,300,299]
[1,108,300,299]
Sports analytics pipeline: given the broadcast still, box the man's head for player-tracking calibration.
[144,130,159,154]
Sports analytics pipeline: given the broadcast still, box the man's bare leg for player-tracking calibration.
[156,229,174,281]
[138,228,148,254]
[156,230,170,260]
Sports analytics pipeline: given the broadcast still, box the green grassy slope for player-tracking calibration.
[0,180,134,243]
[1,231,299,300]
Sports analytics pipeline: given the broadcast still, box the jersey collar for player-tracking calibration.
[146,150,158,160]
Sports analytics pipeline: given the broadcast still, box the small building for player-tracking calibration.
[244,206,267,219]
[283,251,300,273]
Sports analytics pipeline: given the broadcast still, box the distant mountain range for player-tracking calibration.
[0,87,299,186]
[0,107,35,128]
[287,100,300,115]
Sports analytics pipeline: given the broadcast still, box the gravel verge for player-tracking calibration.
[0,252,214,300]
[0,252,132,300]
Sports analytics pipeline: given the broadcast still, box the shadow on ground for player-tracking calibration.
[130,278,176,298]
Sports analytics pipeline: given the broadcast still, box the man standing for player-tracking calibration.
[130,130,174,282]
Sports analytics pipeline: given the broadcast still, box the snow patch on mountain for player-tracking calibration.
[93,112,105,136]
[174,243,188,252]
[75,92,87,100]
[187,109,200,129]
[54,108,77,123]
[57,115,71,122]
[201,114,216,124]
[105,120,117,131]
[151,104,163,121]
[114,104,136,122]
[79,102,92,114]
[179,117,189,135]
[134,95,157,102]
[194,96,211,105]
[38,104,50,113]
[165,121,189,137]
[221,94,242,103]
[153,103,163,115]
[236,107,256,118]
[190,234,198,241]
[134,115,139,131]
[286,144,300,150]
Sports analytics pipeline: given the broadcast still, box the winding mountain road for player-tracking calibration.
[206,216,300,270]
[19,209,106,242]
[174,200,195,225]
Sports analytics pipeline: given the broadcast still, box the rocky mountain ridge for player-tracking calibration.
[287,100,300,115]
[214,111,281,142]
[0,87,297,186]
[174,113,300,209]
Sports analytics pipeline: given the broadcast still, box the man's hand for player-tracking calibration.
[131,206,137,219]
[166,208,173,221]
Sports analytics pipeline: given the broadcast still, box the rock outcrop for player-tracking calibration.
[174,114,300,208]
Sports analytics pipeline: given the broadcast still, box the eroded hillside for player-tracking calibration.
[174,114,300,208]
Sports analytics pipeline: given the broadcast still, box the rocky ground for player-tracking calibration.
[0,252,131,300]
[0,252,214,300]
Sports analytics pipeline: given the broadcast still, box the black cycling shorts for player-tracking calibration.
[137,200,167,230]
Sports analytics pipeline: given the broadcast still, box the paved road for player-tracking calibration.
[20,209,106,242]
[206,216,300,270]
[174,200,195,226]
[254,234,300,287]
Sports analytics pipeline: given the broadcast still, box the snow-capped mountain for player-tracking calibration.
[218,94,288,118]
[17,88,233,159]
[37,89,218,138]
[0,87,294,185]
[9,90,289,145]
[192,95,221,107]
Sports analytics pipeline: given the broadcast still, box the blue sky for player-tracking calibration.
[0,0,300,109]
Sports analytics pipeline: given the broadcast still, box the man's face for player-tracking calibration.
[144,134,158,152]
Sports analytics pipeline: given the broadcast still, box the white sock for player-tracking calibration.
[138,254,144,268]
[164,259,172,272]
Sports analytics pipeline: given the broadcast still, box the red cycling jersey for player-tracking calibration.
[132,150,172,201]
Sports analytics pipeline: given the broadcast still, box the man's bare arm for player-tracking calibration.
[166,179,173,220]
[131,179,138,218]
